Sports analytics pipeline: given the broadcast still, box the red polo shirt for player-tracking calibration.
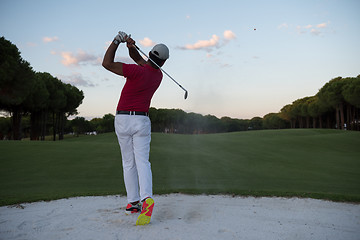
[116,63,162,112]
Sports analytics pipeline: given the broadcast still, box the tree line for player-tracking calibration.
[1,74,359,139]
[0,37,84,140]
[148,108,263,134]
[148,76,359,133]
[148,75,359,133]
[279,76,360,130]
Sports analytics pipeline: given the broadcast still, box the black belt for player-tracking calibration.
[116,110,149,116]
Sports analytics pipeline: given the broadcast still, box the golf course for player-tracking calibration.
[1,129,359,206]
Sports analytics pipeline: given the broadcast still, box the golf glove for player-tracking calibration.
[114,31,128,45]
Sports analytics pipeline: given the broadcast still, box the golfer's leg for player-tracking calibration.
[115,115,140,203]
[133,116,152,201]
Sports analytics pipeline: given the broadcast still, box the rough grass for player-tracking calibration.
[0,129,359,206]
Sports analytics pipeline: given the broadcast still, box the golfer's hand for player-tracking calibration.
[126,36,136,49]
[126,35,145,66]
[114,31,128,45]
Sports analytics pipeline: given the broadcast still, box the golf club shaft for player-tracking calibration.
[134,45,188,94]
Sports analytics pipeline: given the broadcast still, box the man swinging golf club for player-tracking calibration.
[102,31,169,225]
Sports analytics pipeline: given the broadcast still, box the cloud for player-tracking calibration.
[224,30,236,40]
[179,30,236,51]
[139,37,156,47]
[61,52,77,66]
[182,34,220,50]
[295,22,329,36]
[43,36,59,43]
[60,50,101,66]
[57,73,96,87]
[281,22,330,37]
[316,23,327,28]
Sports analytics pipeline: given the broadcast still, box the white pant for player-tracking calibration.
[114,114,152,203]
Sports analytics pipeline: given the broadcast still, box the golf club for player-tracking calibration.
[134,44,188,100]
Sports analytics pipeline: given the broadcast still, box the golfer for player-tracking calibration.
[102,31,169,225]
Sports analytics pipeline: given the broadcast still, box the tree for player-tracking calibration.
[263,113,288,129]
[203,114,224,133]
[40,74,67,140]
[100,114,115,133]
[169,109,186,133]
[0,117,11,140]
[342,76,360,108]
[318,77,347,129]
[71,117,90,136]
[280,104,296,128]
[149,108,167,132]
[249,117,263,130]
[89,117,102,133]
[342,76,360,130]
[185,112,204,134]
[299,97,312,128]
[0,37,35,140]
[307,96,321,128]
[23,72,50,140]
[220,117,248,132]
[291,98,307,128]
[58,83,84,139]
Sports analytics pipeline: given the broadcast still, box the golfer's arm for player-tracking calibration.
[128,46,146,66]
[102,42,124,76]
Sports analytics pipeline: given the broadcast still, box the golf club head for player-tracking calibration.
[184,90,188,99]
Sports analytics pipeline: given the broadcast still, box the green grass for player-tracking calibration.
[1,129,360,205]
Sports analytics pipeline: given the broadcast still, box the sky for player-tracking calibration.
[1,0,359,120]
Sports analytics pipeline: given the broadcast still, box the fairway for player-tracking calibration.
[1,129,360,205]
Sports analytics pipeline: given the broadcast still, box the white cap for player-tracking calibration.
[150,43,169,60]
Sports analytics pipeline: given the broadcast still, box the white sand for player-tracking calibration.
[1,194,359,240]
